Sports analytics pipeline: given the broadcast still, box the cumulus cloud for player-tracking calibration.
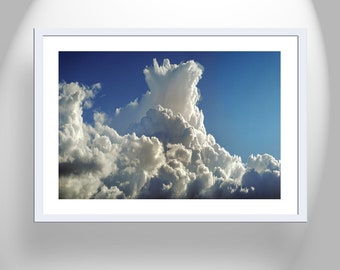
[241,154,281,199]
[111,59,205,134]
[59,58,280,199]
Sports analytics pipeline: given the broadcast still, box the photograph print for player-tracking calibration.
[58,51,281,199]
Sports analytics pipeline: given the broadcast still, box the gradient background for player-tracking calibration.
[0,0,338,269]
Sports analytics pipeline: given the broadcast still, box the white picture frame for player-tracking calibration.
[34,28,307,222]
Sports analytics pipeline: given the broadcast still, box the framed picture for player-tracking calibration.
[34,29,307,222]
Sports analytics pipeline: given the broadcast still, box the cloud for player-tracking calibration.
[111,59,205,134]
[241,154,281,199]
[59,58,280,199]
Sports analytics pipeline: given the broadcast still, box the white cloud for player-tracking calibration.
[241,154,281,198]
[111,58,205,134]
[246,153,280,174]
[59,58,280,199]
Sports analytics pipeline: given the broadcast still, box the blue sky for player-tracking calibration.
[59,51,280,162]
